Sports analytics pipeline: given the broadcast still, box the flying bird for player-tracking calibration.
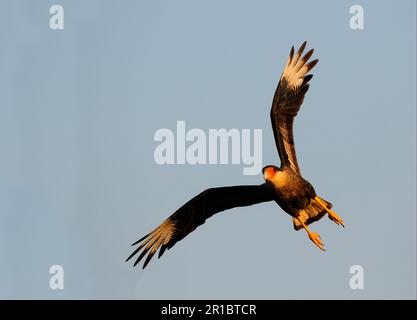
[127,41,344,269]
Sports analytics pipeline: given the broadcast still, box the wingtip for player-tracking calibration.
[307,59,319,71]
[299,41,307,52]
[304,74,313,82]
[289,46,294,58]
[126,245,142,263]
[131,233,149,246]
[133,258,141,267]
[143,257,151,269]
[133,249,148,267]
[158,245,167,259]
[305,48,314,58]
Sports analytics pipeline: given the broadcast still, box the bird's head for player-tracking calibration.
[262,165,281,182]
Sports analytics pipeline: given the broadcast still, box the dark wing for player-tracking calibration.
[126,184,275,269]
[270,41,318,174]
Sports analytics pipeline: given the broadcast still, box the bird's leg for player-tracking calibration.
[315,196,344,227]
[296,218,326,251]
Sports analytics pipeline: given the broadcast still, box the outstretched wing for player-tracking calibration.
[271,41,318,175]
[126,184,275,269]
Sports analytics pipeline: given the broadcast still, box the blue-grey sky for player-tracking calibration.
[0,0,415,299]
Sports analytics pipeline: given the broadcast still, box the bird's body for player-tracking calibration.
[264,166,333,231]
[127,41,345,269]
[268,167,315,215]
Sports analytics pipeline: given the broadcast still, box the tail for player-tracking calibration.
[293,196,332,231]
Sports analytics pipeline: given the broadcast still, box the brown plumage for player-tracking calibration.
[126,41,344,269]
[271,41,318,175]
[126,185,276,268]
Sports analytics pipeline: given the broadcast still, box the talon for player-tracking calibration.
[315,196,345,227]
[309,232,326,251]
[328,213,344,227]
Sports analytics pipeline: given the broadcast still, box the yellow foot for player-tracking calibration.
[296,217,326,251]
[328,211,344,227]
[308,231,326,251]
[315,196,345,227]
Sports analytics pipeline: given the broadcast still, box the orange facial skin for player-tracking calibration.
[264,167,277,180]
